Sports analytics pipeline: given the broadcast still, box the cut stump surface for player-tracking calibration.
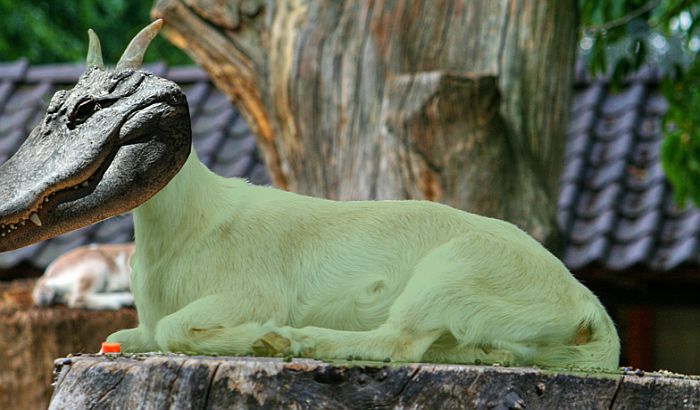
[50,354,700,409]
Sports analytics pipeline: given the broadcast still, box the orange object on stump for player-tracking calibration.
[101,342,121,354]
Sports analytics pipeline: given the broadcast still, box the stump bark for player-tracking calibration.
[50,354,700,409]
[0,279,137,410]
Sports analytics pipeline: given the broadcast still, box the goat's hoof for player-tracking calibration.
[252,332,291,357]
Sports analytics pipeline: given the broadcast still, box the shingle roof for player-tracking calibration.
[0,60,697,274]
[560,63,700,272]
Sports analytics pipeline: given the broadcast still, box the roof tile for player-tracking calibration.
[0,242,43,269]
[0,60,29,81]
[93,216,134,243]
[3,82,52,113]
[630,141,660,166]
[584,161,626,190]
[0,129,24,152]
[575,183,622,218]
[620,183,665,217]
[0,107,38,135]
[587,132,633,165]
[142,62,168,77]
[615,211,662,242]
[557,209,573,233]
[625,162,665,190]
[217,131,256,162]
[594,110,638,139]
[193,109,234,136]
[600,83,645,116]
[651,237,699,271]
[182,82,211,113]
[564,236,609,270]
[558,183,578,210]
[167,67,211,82]
[571,83,604,114]
[568,210,615,243]
[645,92,669,115]
[564,132,589,159]
[26,64,84,83]
[567,110,595,134]
[660,211,700,242]
[605,235,654,270]
[0,81,16,112]
[561,157,585,183]
[638,116,663,140]
[248,163,271,185]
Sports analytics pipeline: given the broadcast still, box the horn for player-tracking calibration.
[86,29,104,68]
[116,19,164,70]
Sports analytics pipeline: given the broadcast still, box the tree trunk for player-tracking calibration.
[152,0,578,249]
[50,355,700,409]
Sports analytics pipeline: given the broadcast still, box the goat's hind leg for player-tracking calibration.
[255,323,443,363]
[254,288,450,362]
[255,233,545,365]
[253,240,488,362]
[153,294,277,355]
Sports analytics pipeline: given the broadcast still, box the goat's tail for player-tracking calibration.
[534,296,620,370]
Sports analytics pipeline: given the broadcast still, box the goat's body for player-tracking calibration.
[108,150,619,369]
[33,243,134,310]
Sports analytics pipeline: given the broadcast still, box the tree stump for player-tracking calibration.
[0,279,137,410]
[50,354,700,409]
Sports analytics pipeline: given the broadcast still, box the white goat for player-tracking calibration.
[108,150,620,369]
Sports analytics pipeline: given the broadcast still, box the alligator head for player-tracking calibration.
[0,20,191,251]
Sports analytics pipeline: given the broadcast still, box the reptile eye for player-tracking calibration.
[71,98,101,126]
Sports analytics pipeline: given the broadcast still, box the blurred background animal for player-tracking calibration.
[32,243,134,310]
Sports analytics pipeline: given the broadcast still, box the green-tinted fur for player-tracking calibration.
[108,150,620,369]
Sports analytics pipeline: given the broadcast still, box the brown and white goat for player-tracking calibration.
[33,243,134,310]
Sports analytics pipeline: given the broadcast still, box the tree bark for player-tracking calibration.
[50,355,700,409]
[0,280,137,410]
[152,0,578,249]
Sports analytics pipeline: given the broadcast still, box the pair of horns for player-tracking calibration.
[86,19,163,70]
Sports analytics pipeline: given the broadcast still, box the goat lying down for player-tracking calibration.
[33,243,134,310]
[0,21,619,369]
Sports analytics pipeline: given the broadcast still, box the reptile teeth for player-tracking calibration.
[30,213,42,227]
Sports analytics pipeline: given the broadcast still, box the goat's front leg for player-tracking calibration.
[153,293,281,355]
[107,326,159,353]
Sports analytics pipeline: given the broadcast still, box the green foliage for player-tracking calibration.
[0,0,190,65]
[580,0,654,82]
[580,0,700,207]
[660,59,700,207]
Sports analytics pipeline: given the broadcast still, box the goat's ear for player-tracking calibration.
[86,29,104,69]
[116,19,163,70]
